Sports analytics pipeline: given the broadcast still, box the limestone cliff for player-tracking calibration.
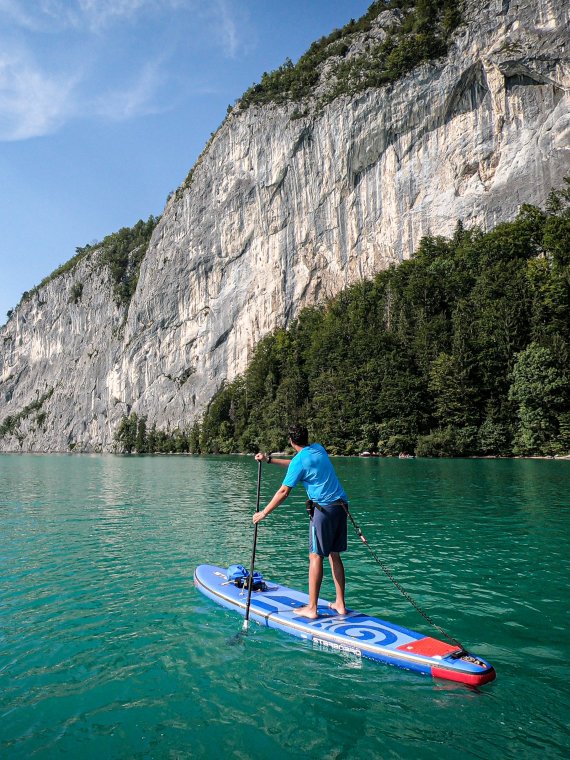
[1,0,569,452]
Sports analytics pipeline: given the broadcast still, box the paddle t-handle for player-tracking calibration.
[243,458,262,631]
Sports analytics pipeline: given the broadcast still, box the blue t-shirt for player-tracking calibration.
[282,443,348,505]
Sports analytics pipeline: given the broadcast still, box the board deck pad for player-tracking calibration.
[194,564,496,686]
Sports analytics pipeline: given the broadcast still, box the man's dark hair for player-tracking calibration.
[288,424,309,446]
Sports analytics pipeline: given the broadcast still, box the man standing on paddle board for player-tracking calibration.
[253,424,349,619]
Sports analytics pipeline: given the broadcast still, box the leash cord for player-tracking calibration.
[343,504,465,651]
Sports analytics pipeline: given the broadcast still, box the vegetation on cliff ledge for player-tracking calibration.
[0,389,54,443]
[238,0,462,111]
[15,216,159,314]
[98,216,160,306]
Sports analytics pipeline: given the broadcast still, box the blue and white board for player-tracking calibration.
[194,564,496,686]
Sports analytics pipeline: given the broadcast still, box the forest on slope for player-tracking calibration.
[116,182,570,458]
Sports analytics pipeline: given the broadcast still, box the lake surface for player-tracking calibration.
[1,454,569,759]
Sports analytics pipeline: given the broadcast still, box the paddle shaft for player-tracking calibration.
[243,459,262,630]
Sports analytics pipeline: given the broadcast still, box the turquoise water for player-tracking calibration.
[1,454,569,759]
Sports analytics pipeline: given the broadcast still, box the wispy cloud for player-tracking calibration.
[0,0,182,32]
[92,60,166,121]
[76,0,176,33]
[0,0,79,32]
[0,48,79,140]
[0,0,43,31]
[214,0,240,59]
[0,0,252,140]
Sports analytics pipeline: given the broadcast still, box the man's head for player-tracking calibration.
[288,424,309,447]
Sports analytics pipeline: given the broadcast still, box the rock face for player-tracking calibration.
[1,0,569,452]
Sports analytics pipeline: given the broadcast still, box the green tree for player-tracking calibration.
[136,416,148,453]
[189,423,202,454]
[508,343,568,455]
[429,352,475,428]
[116,413,139,453]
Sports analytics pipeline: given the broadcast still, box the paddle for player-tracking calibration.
[242,458,262,632]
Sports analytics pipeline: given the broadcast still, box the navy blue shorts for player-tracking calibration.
[308,500,348,557]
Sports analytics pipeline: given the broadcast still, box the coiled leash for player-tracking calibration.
[306,499,466,654]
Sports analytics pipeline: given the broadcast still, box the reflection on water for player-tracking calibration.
[0,454,569,759]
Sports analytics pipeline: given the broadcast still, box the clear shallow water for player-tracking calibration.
[1,454,569,759]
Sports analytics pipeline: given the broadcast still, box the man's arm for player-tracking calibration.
[255,452,291,467]
[252,485,291,524]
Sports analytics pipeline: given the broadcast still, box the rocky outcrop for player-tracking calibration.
[1,0,569,452]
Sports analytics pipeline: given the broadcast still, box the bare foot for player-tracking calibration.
[328,602,347,615]
[294,604,319,619]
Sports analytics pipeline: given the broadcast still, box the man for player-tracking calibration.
[253,424,349,619]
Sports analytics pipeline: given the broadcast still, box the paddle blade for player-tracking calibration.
[227,626,246,646]
[226,616,250,646]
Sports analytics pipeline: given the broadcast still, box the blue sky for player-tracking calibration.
[0,0,374,322]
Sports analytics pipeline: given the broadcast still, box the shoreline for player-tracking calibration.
[0,450,569,460]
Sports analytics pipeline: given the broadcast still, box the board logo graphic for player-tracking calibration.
[312,616,399,647]
[312,637,362,657]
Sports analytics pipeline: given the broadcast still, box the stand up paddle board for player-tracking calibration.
[194,564,496,686]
